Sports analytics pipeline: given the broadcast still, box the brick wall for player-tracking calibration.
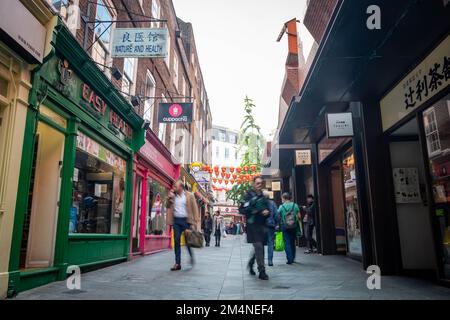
[303,0,338,44]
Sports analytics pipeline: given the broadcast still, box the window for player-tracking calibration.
[229,134,237,144]
[424,108,441,155]
[122,58,137,97]
[144,71,156,125]
[165,31,171,69]
[71,132,126,235]
[151,0,160,27]
[93,0,113,69]
[146,178,168,235]
[173,54,179,90]
[215,146,220,158]
[158,95,167,143]
[219,130,226,142]
[224,148,230,160]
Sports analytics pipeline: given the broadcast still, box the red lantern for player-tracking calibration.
[230,167,235,173]
[214,165,219,171]
[213,178,217,183]
[226,173,231,179]
[225,180,229,185]
[236,167,241,174]
[232,174,237,180]
[243,166,248,172]
[221,172,225,178]
[250,165,256,172]
[218,179,223,184]
[221,167,227,173]
[231,179,235,184]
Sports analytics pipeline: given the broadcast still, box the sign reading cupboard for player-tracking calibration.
[111,28,168,58]
[158,103,193,124]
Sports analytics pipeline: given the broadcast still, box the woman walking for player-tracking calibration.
[202,213,213,246]
[212,211,225,247]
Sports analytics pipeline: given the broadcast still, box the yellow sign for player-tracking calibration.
[380,34,450,131]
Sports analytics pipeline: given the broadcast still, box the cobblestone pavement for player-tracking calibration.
[14,235,450,300]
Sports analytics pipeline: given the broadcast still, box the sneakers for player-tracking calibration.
[258,271,269,280]
[268,262,274,267]
[304,249,312,254]
[170,264,181,271]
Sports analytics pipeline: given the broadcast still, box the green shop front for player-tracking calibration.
[8,22,145,295]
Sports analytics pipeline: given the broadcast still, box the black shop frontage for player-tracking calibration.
[277,0,450,284]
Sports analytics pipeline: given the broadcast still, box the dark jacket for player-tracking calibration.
[303,202,316,226]
[202,216,213,232]
[266,200,278,228]
[240,188,268,244]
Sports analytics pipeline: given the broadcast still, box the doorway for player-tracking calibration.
[20,121,65,269]
[389,118,437,273]
[132,176,142,254]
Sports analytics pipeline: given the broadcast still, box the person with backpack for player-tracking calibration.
[277,192,301,264]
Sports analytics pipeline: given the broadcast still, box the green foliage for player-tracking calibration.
[226,96,265,204]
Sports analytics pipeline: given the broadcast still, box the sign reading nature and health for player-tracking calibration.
[111,28,168,58]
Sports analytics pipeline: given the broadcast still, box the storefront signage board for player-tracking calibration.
[380,34,450,131]
[271,181,281,191]
[111,28,168,58]
[158,103,193,123]
[0,0,46,63]
[295,149,312,166]
[140,139,179,180]
[326,112,354,138]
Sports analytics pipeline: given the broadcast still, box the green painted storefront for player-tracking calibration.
[7,20,145,296]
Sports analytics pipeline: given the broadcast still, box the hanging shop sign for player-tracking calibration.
[158,103,193,123]
[0,0,46,63]
[295,149,312,166]
[111,28,168,58]
[326,112,354,138]
[380,34,450,131]
[271,181,281,191]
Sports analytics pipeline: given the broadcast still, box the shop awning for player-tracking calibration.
[279,0,450,145]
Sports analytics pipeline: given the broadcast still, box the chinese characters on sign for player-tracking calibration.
[381,34,450,131]
[111,28,168,58]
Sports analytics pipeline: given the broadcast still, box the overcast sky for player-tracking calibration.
[173,0,314,138]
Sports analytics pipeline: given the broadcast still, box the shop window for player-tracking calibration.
[71,132,126,235]
[424,108,441,156]
[224,147,230,160]
[146,179,168,235]
[342,148,362,256]
[151,0,160,27]
[423,93,450,278]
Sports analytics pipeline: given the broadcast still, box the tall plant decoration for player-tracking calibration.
[226,96,265,204]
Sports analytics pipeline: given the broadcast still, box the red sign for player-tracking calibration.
[139,139,179,180]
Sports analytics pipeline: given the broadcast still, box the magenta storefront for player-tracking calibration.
[130,130,180,256]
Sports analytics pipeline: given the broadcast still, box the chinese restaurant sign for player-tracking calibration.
[111,28,167,58]
[295,149,312,166]
[158,103,193,123]
[381,34,450,131]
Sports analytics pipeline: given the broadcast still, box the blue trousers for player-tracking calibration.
[266,227,275,264]
[173,217,193,265]
[282,228,297,263]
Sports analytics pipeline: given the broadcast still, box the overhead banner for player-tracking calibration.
[158,103,193,123]
[111,28,167,58]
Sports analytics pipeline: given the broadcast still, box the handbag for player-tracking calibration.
[185,229,204,248]
[275,231,284,251]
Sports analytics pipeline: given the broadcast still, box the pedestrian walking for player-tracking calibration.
[202,212,213,247]
[264,192,278,267]
[240,176,270,280]
[167,180,200,271]
[277,192,301,264]
[302,194,318,254]
[236,221,241,235]
[212,211,225,247]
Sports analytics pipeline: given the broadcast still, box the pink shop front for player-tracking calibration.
[131,130,180,256]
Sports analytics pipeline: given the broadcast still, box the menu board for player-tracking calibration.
[393,168,421,204]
